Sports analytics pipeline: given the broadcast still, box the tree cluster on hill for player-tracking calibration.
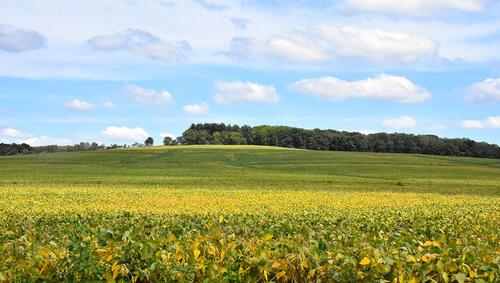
[181,123,500,159]
[0,142,131,156]
[0,143,32,156]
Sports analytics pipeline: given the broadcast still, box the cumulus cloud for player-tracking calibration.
[0,23,46,52]
[65,99,94,110]
[223,34,328,62]
[290,74,431,103]
[343,0,484,15]
[87,29,190,61]
[383,116,417,128]
[124,84,174,104]
[466,78,500,102]
[462,116,500,129]
[103,101,116,109]
[0,128,69,145]
[182,102,210,114]
[2,128,24,137]
[102,126,149,141]
[223,25,437,63]
[318,25,438,63]
[20,136,71,146]
[214,81,280,104]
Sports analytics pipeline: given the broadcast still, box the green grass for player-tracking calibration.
[0,145,499,282]
[1,145,499,193]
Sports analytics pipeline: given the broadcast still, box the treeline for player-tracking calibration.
[0,143,32,156]
[34,142,132,154]
[181,123,500,159]
[0,142,129,156]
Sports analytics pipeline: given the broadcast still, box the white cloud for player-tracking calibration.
[290,74,431,103]
[87,29,190,61]
[343,0,484,15]
[182,102,210,114]
[160,132,176,139]
[466,78,500,102]
[2,128,23,137]
[223,34,328,62]
[65,99,94,110]
[0,128,70,145]
[318,25,438,63]
[20,136,71,146]
[102,126,149,141]
[0,23,46,52]
[487,116,500,128]
[359,130,376,135]
[266,35,329,62]
[192,0,228,11]
[383,116,417,128]
[462,120,485,129]
[230,18,251,29]
[124,84,174,104]
[103,101,115,109]
[462,116,500,128]
[214,81,280,104]
[223,25,438,63]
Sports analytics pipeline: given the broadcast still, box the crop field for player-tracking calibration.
[0,145,499,282]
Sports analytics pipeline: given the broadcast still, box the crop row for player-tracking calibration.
[1,204,498,282]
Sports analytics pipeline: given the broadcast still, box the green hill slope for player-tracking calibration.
[1,145,499,194]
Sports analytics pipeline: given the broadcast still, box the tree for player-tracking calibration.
[90,142,99,151]
[163,136,173,146]
[144,137,154,146]
[179,123,500,159]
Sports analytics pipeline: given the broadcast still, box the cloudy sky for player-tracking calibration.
[1,0,499,145]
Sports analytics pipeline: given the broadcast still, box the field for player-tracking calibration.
[0,145,499,282]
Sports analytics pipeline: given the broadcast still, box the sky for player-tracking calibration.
[0,0,499,146]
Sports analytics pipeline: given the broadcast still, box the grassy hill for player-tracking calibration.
[0,146,499,281]
[1,145,499,193]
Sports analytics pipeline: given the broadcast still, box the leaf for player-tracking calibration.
[272,261,281,269]
[359,257,371,266]
[262,268,269,281]
[276,270,286,280]
[263,233,273,242]
[166,234,175,243]
[218,215,224,224]
[421,253,437,263]
[193,248,201,259]
[455,273,466,283]
[307,269,316,279]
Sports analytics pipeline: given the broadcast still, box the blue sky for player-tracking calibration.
[0,0,499,145]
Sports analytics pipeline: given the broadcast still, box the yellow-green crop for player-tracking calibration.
[0,146,498,282]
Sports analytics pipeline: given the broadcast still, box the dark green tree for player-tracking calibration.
[163,136,173,146]
[144,137,154,146]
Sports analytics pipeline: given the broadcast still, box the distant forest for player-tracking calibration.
[180,123,500,159]
[2,123,499,158]
[0,142,127,156]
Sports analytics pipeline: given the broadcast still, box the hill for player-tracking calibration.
[1,145,499,193]
[0,146,498,281]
